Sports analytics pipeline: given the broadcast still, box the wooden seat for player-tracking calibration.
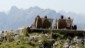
[31,18,53,29]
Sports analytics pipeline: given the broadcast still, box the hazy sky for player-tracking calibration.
[0,0,85,14]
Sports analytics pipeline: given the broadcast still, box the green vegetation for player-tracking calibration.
[0,29,84,48]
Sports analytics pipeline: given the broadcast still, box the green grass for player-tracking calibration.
[0,30,84,48]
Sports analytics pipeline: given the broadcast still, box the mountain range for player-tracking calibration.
[0,6,85,30]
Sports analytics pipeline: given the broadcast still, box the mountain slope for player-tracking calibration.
[0,6,61,30]
[0,6,84,30]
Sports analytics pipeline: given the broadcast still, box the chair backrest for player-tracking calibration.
[41,18,53,25]
[41,18,53,28]
[31,18,53,28]
[58,19,67,29]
